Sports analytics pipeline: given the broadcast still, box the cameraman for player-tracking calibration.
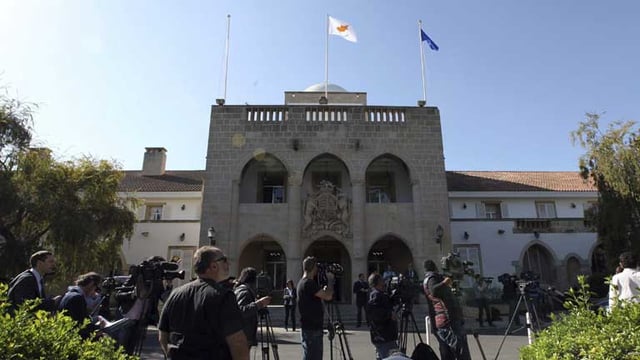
[158,246,248,360]
[422,260,470,360]
[233,267,272,349]
[367,273,398,360]
[297,256,333,360]
[499,273,520,326]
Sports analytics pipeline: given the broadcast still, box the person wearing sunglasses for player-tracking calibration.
[158,246,249,360]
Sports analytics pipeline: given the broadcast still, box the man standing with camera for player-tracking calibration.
[158,246,249,360]
[297,256,333,360]
[423,260,471,360]
[367,273,398,359]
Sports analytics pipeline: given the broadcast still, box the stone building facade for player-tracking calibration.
[199,84,451,302]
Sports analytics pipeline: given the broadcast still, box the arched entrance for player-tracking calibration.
[368,235,414,278]
[305,237,352,303]
[238,236,287,294]
[522,244,556,285]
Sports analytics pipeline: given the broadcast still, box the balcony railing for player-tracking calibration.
[241,106,413,124]
[246,108,288,122]
[513,218,596,233]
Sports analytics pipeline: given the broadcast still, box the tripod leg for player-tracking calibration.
[493,294,525,360]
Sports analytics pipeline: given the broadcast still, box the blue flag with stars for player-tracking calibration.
[421,29,439,51]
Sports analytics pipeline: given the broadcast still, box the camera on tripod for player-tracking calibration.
[440,251,475,295]
[316,262,344,288]
[256,271,274,299]
[516,271,541,293]
[386,275,421,305]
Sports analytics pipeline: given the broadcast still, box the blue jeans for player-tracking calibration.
[374,340,398,359]
[301,329,323,360]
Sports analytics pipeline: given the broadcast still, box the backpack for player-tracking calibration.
[410,342,440,360]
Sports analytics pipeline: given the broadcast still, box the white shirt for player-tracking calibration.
[609,268,640,308]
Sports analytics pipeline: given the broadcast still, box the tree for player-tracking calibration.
[572,112,640,269]
[0,90,135,287]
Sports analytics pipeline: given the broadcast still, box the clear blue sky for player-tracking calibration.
[1,1,638,171]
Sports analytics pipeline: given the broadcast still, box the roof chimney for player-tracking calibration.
[142,147,167,176]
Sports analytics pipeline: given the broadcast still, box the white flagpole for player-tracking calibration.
[418,20,427,104]
[221,14,231,101]
[325,15,330,100]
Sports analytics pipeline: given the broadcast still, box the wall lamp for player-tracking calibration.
[534,231,540,239]
[497,229,505,235]
[207,226,217,246]
[434,225,444,244]
[291,139,300,151]
[462,203,467,209]
[181,204,186,210]
[141,231,149,237]
[179,233,185,242]
[463,231,470,240]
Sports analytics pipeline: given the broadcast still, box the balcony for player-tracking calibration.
[513,218,596,233]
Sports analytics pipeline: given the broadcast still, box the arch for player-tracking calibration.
[367,234,414,278]
[365,153,413,203]
[239,153,289,204]
[304,236,352,303]
[238,234,287,295]
[302,153,353,188]
[520,241,558,285]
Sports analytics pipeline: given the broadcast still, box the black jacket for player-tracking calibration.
[8,270,56,313]
[367,288,397,344]
[233,283,260,346]
[353,280,369,306]
[59,286,98,338]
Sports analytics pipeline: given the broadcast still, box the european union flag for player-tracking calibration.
[421,29,439,51]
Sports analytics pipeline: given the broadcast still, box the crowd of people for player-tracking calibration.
[7,247,640,360]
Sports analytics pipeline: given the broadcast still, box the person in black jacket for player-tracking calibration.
[233,267,272,349]
[367,273,398,360]
[283,279,297,331]
[58,272,106,338]
[353,273,369,327]
[8,250,60,313]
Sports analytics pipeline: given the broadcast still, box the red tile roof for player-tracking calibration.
[118,171,205,192]
[446,171,596,192]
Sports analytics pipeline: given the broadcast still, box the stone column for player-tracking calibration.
[412,178,424,258]
[287,175,303,282]
[229,179,240,265]
[351,178,366,285]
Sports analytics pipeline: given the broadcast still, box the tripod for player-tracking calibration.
[325,301,354,360]
[257,308,279,360]
[397,302,424,354]
[493,283,542,360]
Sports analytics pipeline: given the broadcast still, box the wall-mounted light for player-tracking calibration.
[215,98,225,106]
[463,231,470,240]
[141,231,149,237]
[179,233,185,241]
[354,139,361,151]
[292,139,300,151]
[570,203,576,208]
[497,229,505,235]
[417,100,426,107]
[181,204,186,210]
[534,231,540,239]
[462,203,467,209]
[319,96,328,105]
[207,226,216,246]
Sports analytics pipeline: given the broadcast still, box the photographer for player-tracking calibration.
[158,246,248,360]
[367,273,398,360]
[498,273,520,326]
[297,256,333,360]
[423,260,470,360]
[233,267,272,349]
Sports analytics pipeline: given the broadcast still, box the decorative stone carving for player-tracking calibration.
[303,180,352,238]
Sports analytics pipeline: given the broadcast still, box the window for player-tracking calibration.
[536,202,557,218]
[145,205,163,221]
[366,171,395,203]
[258,172,286,203]
[483,202,502,219]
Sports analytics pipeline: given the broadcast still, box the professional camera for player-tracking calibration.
[440,251,475,295]
[516,271,541,293]
[255,271,274,298]
[498,273,518,285]
[387,274,421,305]
[316,262,344,288]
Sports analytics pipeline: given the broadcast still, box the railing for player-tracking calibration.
[246,108,288,122]
[305,108,349,122]
[366,108,406,123]
[514,218,596,233]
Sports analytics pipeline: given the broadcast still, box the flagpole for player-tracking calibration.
[223,14,231,101]
[325,15,329,100]
[418,20,427,104]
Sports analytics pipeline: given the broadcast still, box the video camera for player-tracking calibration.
[255,271,274,298]
[317,262,344,288]
[516,271,541,293]
[387,274,421,306]
[440,251,475,295]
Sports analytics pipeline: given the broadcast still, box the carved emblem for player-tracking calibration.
[303,180,351,238]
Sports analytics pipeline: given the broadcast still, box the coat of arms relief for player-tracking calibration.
[303,180,352,238]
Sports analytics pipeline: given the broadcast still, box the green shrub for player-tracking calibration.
[520,276,640,360]
[0,283,137,360]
